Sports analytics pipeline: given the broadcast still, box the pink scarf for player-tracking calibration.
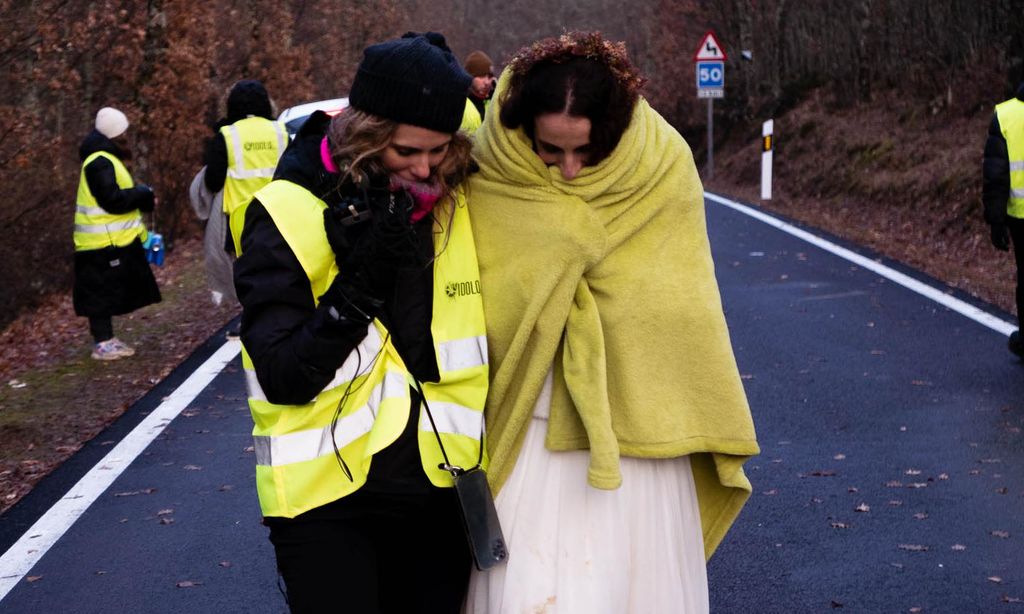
[321,137,442,222]
[389,175,442,223]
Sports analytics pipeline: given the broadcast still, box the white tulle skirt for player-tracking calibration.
[463,373,709,614]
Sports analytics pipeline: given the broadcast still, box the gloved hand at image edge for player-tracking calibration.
[991,222,1010,251]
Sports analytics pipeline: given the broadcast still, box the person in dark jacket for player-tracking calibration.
[202,80,277,194]
[234,32,488,613]
[464,50,496,120]
[983,80,1024,359]
[73,107,160,361]
[201,80,286,257]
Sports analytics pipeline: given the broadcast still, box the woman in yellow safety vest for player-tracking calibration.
[73,106,160,361]
[202,79,287,257]
[234,32,487,613]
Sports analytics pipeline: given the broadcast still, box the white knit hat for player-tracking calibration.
[95,107,129,139]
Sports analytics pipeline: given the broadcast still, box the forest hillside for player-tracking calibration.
[1,0,1022,329]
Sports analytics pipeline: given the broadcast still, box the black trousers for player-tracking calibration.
[88,316,113,343]
[1010,216,1024,328]
[265,486,472,614]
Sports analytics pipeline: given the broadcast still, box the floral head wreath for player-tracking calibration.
[505,31,647,96]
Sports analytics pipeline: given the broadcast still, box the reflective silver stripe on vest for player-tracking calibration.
[322,324,385,392]
[226,166,275,180]
[76,204,109,216]
[1010,160,1024,172]
[419,400,483,438]
[1013,187,1024,199]
[252,370,408,467]
[274,121,287,153]
[74,218,142,234]
[437,335,488,372]
[244,324,383,403]
[226,122,285,180]
[245,369,268,402]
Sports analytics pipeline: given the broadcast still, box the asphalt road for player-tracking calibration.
[1,192,1022,613]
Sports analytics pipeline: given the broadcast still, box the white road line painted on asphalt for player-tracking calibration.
[705,192,1017,336]
[0,339,242,602]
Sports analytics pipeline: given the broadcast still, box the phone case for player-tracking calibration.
[452,468,508,571]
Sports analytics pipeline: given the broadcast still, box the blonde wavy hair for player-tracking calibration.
[326,109,474,207]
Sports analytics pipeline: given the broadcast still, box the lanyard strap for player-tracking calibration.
[413,379,484,477]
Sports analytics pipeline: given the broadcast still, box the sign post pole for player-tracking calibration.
[707,99,714,180]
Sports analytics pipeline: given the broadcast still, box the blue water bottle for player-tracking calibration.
[146,233,165,266]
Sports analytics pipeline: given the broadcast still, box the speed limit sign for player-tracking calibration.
[696,61,724,98]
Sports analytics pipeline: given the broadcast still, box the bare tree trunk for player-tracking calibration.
[855,0,872,102]
[771,0,790,105]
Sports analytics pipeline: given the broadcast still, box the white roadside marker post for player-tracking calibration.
[761,119,774,200]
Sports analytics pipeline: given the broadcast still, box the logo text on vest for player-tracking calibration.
[445,280,481,298]
[244,141,276,152]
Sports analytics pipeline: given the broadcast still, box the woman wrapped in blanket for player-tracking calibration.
[463,32,760,614]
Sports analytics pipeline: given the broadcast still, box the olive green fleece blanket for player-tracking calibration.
[467,76,760,558]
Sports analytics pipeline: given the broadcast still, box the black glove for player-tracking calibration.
[991,223,1010,251]
[323,205,376,291]
[323,186,422,292]
[136,185,155,213]
[364,187,421,269]
[317,275,383,326]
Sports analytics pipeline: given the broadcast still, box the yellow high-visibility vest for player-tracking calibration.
[74,151,148,252]
[996,97,1024,219]
[460,98,482,135]
[220,117,288,254]
[243,179,489,518]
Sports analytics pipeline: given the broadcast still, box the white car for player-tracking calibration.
[278,97,349,137]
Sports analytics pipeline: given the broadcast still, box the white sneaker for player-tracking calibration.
[108,337,136,357]
[91,339,124,361]
[91,338,135,360]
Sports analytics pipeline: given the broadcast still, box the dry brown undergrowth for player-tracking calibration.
[0,237,238,513]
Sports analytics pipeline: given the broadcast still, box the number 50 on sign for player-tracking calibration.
[696,61,724,88]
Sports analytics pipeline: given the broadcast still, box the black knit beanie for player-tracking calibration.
[349,32,472,133]
[226,80,274,122]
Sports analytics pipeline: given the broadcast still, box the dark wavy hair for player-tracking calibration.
[499,32,646,166]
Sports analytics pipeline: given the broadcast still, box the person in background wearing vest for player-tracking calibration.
[459,50,495,135]
[234,32,487,613]
[73,107,161,361]
[202,80,287,257]
[983,80,1024,360]
[463,33,758,613]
